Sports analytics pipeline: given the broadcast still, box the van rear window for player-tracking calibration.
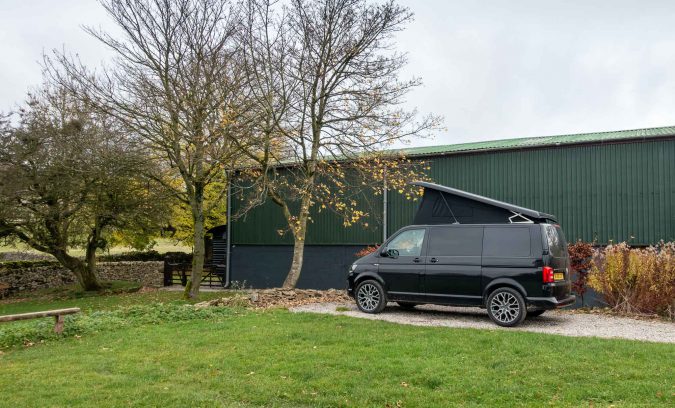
[544,224,567,257]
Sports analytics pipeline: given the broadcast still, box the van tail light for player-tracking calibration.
[542,266,554,283]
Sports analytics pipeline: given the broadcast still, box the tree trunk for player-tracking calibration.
[53,249,102,291]
[283,235,305,289]
[79,264,103,291]
[83,229,103,291]
[187,198,206,299]
[282,195,311,289]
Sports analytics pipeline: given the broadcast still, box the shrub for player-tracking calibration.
[163,251,193,263]
[99,250,168,262]
[568,241,594,305]
[355,245,380,258]
[589,242,675,318]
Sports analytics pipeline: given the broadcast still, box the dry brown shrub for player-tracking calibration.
[589,242,675,318]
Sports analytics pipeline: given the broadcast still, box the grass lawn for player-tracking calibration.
[0,283,225,315]
[0,291,673,407]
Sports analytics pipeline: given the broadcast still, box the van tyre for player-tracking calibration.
[487,287,527,327]
[355,280,387,314]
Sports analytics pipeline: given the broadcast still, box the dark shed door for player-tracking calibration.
[424,226,483,304]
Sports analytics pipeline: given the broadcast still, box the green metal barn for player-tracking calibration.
[224,125,675,289]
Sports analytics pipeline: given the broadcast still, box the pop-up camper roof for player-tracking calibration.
[410,181,557,225]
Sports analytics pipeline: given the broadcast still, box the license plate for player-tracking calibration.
[554,272,565,281]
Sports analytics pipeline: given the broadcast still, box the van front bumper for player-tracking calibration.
[346,272,356,298]
[526,294,576,309]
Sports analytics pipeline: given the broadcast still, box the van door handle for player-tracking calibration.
[413,257,421,263]
[430,257,439,263]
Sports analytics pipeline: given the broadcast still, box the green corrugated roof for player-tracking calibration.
[251,125,675,169]
[395,125,675,157]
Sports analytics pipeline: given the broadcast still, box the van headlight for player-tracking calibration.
[350,264,357,272]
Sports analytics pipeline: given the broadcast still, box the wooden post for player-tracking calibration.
[0,283,9,299]
[54,315,65,334]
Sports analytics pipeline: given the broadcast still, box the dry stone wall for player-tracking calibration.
[0,261,163,294]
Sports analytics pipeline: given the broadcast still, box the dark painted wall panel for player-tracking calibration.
[229,244,605,308]
[230,245,365,289]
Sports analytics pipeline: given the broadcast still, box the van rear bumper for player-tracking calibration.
[526,295,576,309]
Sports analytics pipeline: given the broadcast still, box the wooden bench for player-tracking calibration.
[0,308,81,334]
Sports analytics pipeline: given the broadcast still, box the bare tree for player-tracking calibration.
[0,85,168,290]
[48,0,245,298]
[235,0,440,288]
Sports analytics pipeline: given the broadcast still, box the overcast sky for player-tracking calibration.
[1,0,674,145]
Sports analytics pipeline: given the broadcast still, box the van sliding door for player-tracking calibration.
[424,226,483,305]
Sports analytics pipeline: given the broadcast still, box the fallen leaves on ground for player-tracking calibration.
[194,289,351,310]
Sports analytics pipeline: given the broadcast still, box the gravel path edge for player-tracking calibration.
[291,302,675,344]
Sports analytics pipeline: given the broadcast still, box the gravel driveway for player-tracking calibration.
[291,302,675,344]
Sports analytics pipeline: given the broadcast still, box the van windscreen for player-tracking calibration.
[544,224,567,257]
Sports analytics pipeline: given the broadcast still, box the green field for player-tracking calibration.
[0,239,190,258]
[0,290,673,407]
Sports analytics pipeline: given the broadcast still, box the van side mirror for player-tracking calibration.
[381,248,399,258]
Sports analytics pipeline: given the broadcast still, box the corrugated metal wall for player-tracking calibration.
[232,138,675,246]
[231,189,383,245]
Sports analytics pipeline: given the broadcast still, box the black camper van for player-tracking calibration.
[347,182,574,327]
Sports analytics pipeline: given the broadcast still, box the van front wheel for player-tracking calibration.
[355,280,386,314]
[487,288,527,327]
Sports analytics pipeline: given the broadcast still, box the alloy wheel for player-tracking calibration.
[489,291,520,324]
[357,283,381,312]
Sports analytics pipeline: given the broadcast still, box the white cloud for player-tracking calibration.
[1,0,674,145]
[396,0,675,144]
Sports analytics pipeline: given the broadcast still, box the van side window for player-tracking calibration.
[483,227,531,257]
[386,229,426,257]
[428,227,482,256]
